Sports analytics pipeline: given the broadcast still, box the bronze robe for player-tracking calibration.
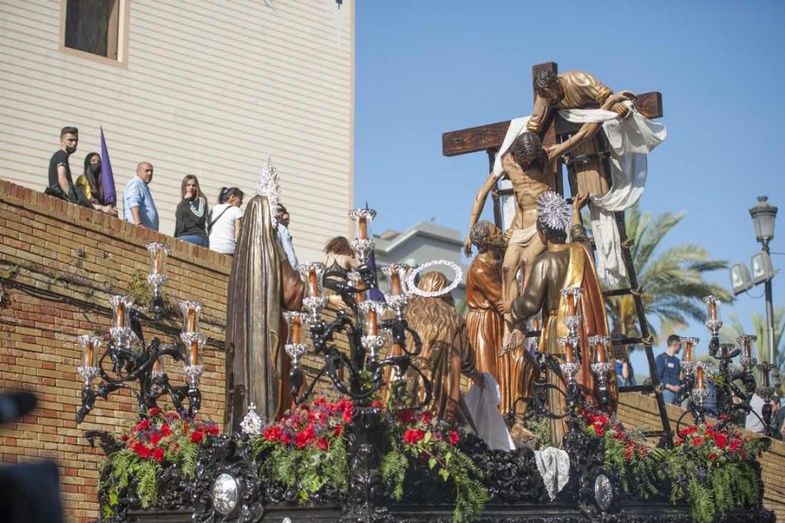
[510,237,616,443]
[224,195,304,433]
[406,295,478,425]
[465,251,511,414]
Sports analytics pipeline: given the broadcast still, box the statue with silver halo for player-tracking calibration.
[507,191,615,444]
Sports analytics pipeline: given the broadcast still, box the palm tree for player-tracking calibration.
[605,204,732,344]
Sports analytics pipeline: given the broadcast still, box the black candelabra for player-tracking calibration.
[278,208,432,520]
[675,295,779,435]
[76,243,206,424]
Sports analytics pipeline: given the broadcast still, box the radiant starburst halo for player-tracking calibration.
[256,155,281,226]
[406,260,463,298]
[536,191,572,232]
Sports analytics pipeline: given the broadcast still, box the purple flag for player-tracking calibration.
[99,127,117,205]
[367,251,386,302]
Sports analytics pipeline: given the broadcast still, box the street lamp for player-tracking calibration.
[749,196,778,364]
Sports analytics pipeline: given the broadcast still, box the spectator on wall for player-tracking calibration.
[76,152,116,215]
[276,203,298,268]
[174,175,209,247]
[123,162,159,230]
[655,334,682,404]
[208,187,244,255]
[46,126,88,206]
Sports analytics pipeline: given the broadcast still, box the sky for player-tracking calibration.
[354,0,785,377]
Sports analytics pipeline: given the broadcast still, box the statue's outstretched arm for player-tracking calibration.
[463,171,501,257]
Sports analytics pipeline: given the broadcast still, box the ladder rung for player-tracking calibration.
[612,336,647,346]
[603,287,634,297]
[619,384,653,394]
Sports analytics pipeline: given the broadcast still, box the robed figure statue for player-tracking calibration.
[508,192,616,444]
[224,194,304,433]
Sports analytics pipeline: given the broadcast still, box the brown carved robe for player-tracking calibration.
[510,234,615,443]
[224,195,304,433]
[405,295,478,425]
[465,251,511,414]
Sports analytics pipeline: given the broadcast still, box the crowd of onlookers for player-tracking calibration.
[45,126,297,259]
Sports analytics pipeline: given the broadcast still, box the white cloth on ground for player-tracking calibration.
[534,447,571,501]
[463,373,515,451]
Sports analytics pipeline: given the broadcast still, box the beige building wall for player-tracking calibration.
[0,0,354,264]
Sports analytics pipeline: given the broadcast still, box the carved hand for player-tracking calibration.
[463,237,473,257]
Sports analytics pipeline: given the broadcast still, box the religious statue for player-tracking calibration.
[528,68,666,286]
[463,92,633,326]
[507,192,615,443]
[402,271,483,425]
[464,220,511,414]
[224,193,304,433]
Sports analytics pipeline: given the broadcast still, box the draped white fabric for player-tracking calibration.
[463,373,516,451]
[559,103,667,287]
[534,447,571,500]
[488,102,666,287]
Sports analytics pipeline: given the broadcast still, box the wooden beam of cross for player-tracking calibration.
[442,62,663,157]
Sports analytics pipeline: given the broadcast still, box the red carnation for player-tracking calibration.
[190,430,204,444]
[152,447,165,463]
[150,432,163,445]
[120,434,129,442]
[205,424,220,436]
[148,407,161,417]
[713,432,728,449]
[420,412,432,425]
[403,429,426,445]
[448,431,460,446]
[316,437,329,451]
[333,425,344,438]
[161,424,172,436]
[135,418,151,432]
[295,424,316,449]
[691,436,704,447]
[708,452,719,461]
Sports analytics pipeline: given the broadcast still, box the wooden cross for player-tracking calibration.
[441,61,663,225]
[442,61,663,157]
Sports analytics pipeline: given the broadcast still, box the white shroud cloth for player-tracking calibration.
[488,103,666,287]
[463,373,515,451]
[534,447,571,500]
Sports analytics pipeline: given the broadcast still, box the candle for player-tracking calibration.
[684,340,693,363]
[83,338,95,368]
[187,307,196,332]
[117,301,126,329]
[155,249,164,275]
[308,269,319,297]
[390,270,402,295]
[566,292,576,317]
[190,339,199,366]
[291,315,302,344]
[358,216,368,240]
[367,307,378,336]
[595,340,607,364]
[743,338,752,360]
[708,301,717,321]
[563,340,575,364]
[695,366,705,390]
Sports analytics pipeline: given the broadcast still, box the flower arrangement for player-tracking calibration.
[381,408,488,523]
[248,397,352,504]
[581,408,768,523]
[666,422,767,523]
[99,408,220,520]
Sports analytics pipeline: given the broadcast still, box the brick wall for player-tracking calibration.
[618,391,785,521]
[0,179,232,522]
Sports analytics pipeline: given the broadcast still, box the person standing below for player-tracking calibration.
[613,343,635,387]
[123,162,159,230]
[46,126,80,202]
[76,152,116,215]
[655,335,682,404]
[276,203,298,268]
[174,175,209,247]
[208,187,244,255]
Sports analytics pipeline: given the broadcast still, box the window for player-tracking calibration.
[64,0,121,60]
